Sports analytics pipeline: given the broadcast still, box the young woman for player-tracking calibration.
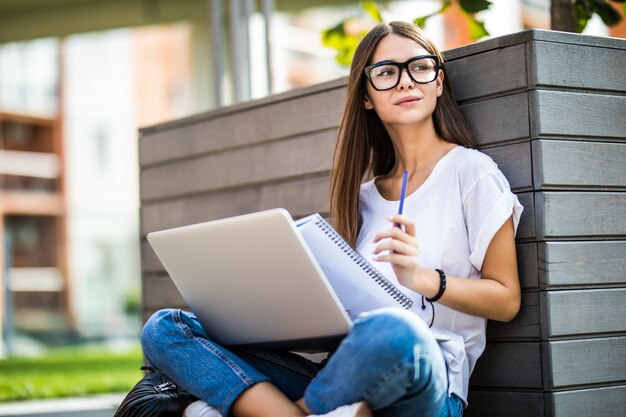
[141,21,523,417]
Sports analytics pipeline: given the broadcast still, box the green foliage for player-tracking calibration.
[325,1,493,66]
[459,0,492,14]
[413,1,452,29]
[321,1,384,66]
[361,0,384,22]
[575,0,623,32]
[0,347,142,402]
[464,12,490,39]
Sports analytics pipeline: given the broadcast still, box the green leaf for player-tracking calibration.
[413,1,451,29]
[575,0,593,32]
[321,19,365,66]
[595,1,623,25]
[413,16,429,28]
[462,11,489,39]
[322,21,346,47]
[361,0,384,22]
[459,0,492,14]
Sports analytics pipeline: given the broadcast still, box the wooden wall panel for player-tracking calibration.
[533,140,626,190]
[445,44,527,102]
[517,242,538,290]
[465,391,544,417]
[141,241,163,274]
[516,192,535,240]
[542,289,626,338]
[545,336,626,389]
[539,241,626,289]
[482,141,532,191]
[471,342,543,388]
[141,130,335,202]
[139,82,345,166]
[487,291,540,341]
[535,192,626,239]
[142,273,186,311]
[530,91,626,139]
[532,41,626,92]
[140,175,330,235]
[549,385,626,417]
[459,93,530,147]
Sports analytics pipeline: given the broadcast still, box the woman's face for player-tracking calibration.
[364,33,443,127]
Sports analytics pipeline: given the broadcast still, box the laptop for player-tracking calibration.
[146,208,352,352]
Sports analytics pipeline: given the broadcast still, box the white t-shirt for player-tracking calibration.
[356,146,523,406]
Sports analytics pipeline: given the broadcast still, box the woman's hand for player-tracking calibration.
[372,215,438,296]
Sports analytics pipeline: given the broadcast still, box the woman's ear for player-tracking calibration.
[436,70,444,97]
[364,95,374,110]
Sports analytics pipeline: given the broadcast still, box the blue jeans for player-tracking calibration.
[141,307,462,417]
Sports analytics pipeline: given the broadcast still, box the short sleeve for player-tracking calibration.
[463,170,523,271]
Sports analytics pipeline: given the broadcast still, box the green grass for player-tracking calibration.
[0,347,143,402]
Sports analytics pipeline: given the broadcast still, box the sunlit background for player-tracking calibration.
[0,0,622,363]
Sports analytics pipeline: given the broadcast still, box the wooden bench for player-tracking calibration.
[139,29,626,417]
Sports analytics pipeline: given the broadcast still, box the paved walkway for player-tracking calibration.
[0,394,125,417]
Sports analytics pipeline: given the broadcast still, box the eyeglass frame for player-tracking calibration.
[364,54,441,91]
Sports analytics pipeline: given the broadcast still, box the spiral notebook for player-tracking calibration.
[296,213,413,320]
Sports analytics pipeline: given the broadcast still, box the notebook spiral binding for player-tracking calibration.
[315,216,414,309]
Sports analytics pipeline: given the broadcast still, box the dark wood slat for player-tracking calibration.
[544,336,626,389]
[533,140,626,190]
[541,289,626,338]
[139,85,344,166]
[532,41,626,92]
[487,291,540,341]
[444,28,626,62]
[516,192,535,240]
[465,391,544,417]
[530,90,626,139]
[549,385,626,417]
[482,141,532,191]
[140,175,330,236]
[471,342,543,389]
[535,192,626,239]
[517,242,538,290]
[539,241,626,289]
[446,44,527,102]
[460,93,530,147]
[141,130,335,202]
[143,273,187,311]
[141,240,163,274]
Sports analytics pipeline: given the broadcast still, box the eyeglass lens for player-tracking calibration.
[369,57,438,90]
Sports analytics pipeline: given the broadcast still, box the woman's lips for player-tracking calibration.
[394,96,421,105]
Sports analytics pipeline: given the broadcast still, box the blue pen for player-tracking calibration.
[395,170,409,228]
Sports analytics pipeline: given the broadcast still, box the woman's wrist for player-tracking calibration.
[417,268,441,299]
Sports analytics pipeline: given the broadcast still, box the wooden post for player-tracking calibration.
[550,0,577,32]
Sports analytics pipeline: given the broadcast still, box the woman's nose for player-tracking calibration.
[397,68,414,90]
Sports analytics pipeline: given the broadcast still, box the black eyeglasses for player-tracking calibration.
[364,54,440,91]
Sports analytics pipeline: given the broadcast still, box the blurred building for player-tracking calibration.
[0,0,623,355]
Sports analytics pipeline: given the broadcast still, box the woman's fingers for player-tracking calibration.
[391,214,416,236]
[374,252,419,269]
[373,226,417,247]
[373,238,417,257]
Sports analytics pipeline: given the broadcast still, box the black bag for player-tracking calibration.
[114,366,198,417]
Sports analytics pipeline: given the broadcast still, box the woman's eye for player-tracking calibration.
[374,66,396,77]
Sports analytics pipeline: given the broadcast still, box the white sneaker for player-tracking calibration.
[183,400,223,417]
[309,402,372,417]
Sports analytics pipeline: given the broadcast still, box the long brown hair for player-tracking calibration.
[329,21,476,246]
